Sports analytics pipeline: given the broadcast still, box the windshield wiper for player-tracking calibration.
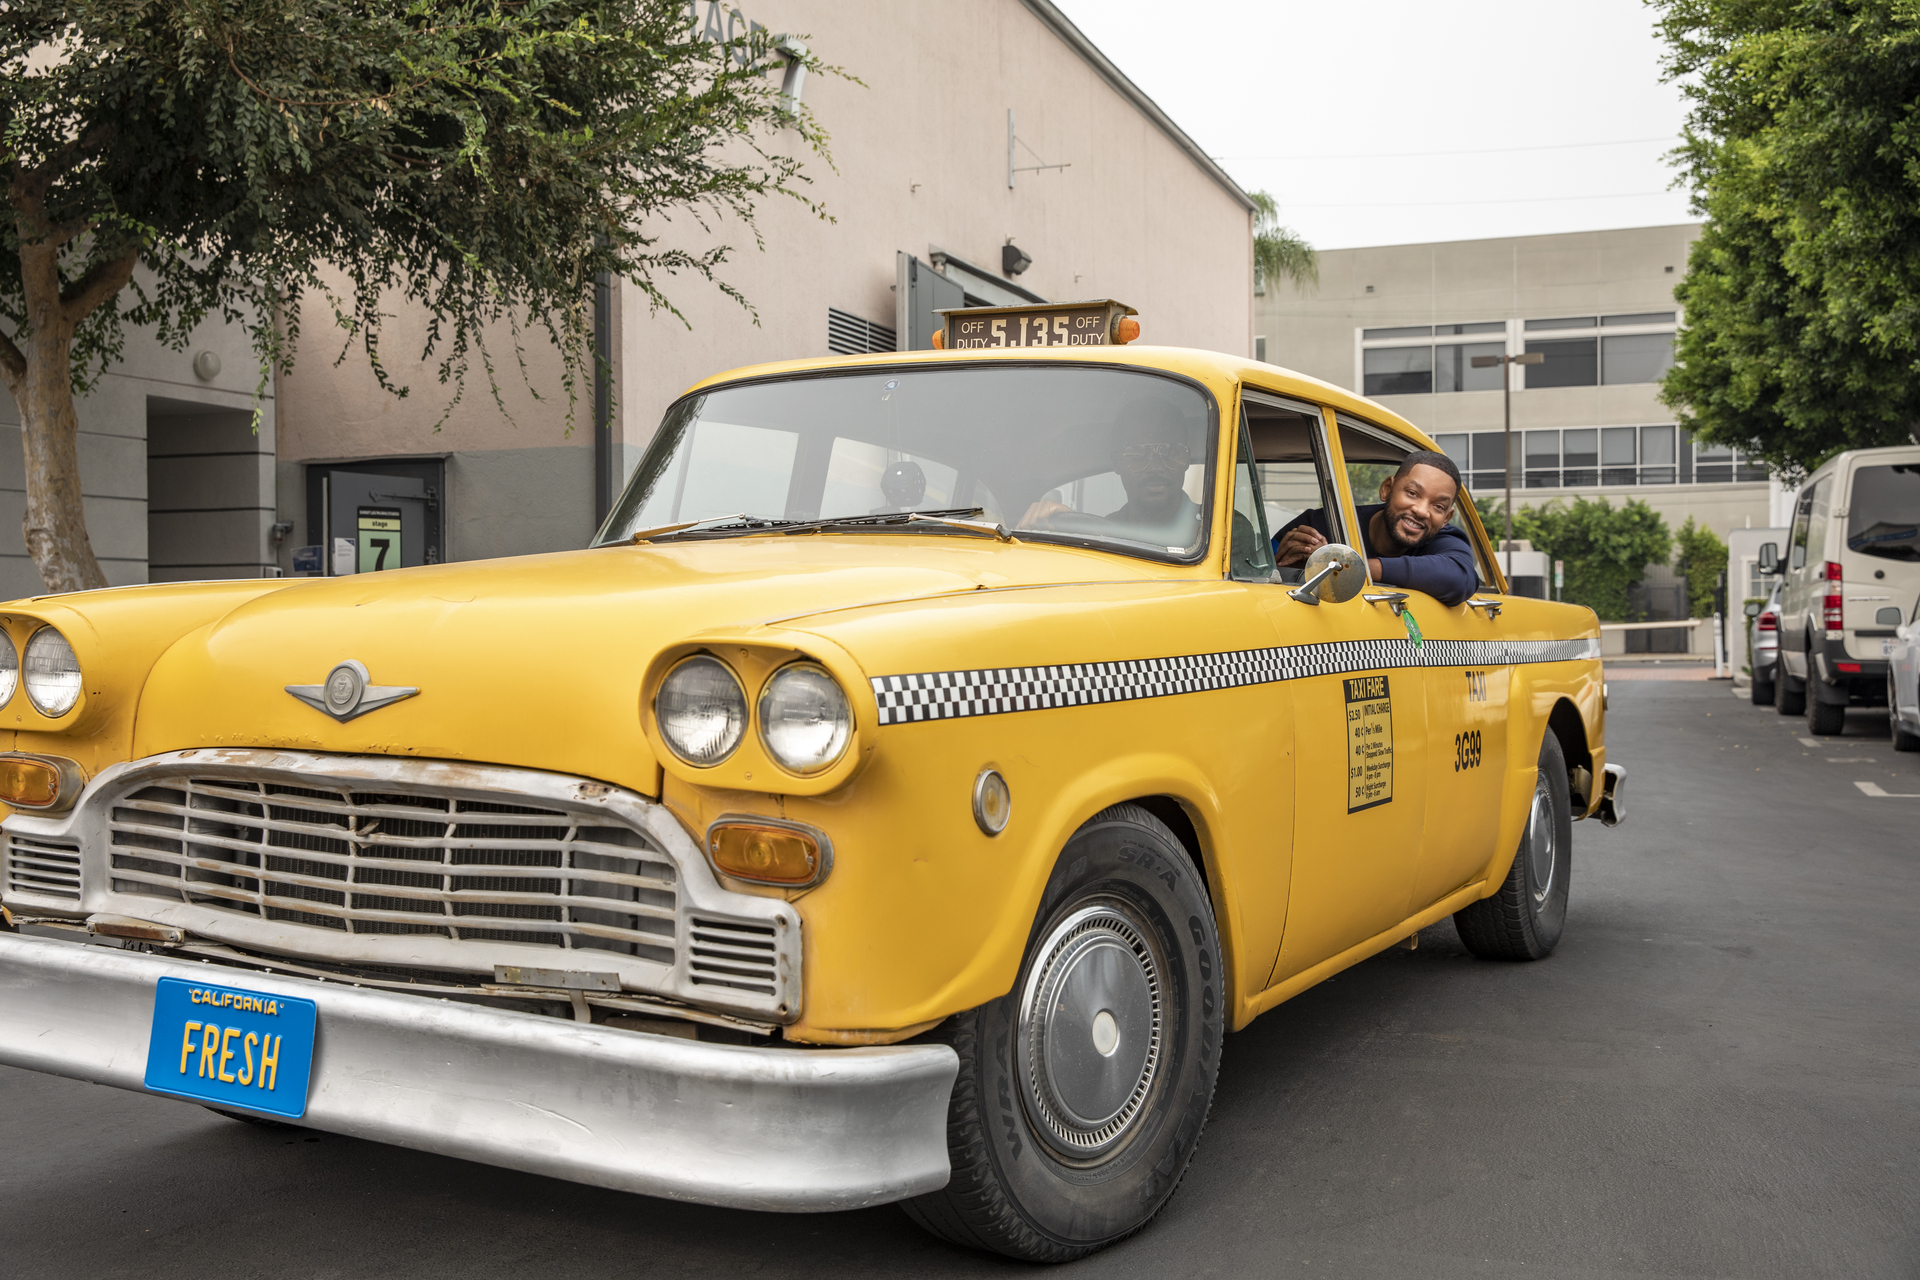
[780,508,1015,542]
[627,514,799,543]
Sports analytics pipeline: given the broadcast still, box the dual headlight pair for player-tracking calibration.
[656,656,851,776]
[0,627,82,717]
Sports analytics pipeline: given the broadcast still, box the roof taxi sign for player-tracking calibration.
[933,299,1139,350]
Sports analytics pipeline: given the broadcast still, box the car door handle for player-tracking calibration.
[1362,591,1409,615]
[1466,598,1503,618]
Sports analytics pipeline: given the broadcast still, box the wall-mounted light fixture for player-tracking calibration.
[192,351,221,381]
[1002,241,1032,277]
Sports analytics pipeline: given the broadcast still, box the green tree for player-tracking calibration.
[1250,191,1316,295]
[0,0,833,591]
[1479,495,1672,621]
[1653,0,1920,478]
[1673,516,1729,618]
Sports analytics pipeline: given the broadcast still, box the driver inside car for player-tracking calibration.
[1019,409,1206,550]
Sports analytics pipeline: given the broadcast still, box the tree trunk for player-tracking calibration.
[16,334,107,593]
[1,179,138,596]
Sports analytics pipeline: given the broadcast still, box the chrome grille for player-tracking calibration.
[107,777,677,963]
[5,833,81,902]
[689,916,782,996]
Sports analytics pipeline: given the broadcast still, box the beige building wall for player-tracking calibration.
[0,303,275,602]
[274,0,1254,571]
[1256,223,1772,546]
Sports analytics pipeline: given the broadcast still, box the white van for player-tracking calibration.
[1760,445,1920,733]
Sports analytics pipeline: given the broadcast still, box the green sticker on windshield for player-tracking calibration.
[1401,607,1423,650]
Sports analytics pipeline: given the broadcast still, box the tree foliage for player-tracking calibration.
[1673,515,1730,617]
[0,0,833,590]
[1654,0,1920,478]
[1481,495,1673,622]
[1250,190,1316,295]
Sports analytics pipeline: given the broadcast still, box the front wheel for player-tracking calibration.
[1453,731,1572,960]
[901,803,1223,1262]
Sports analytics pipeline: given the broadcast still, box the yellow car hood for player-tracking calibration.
[131,536,1167,797]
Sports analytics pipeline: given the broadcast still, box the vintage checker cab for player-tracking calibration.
[0,301,1624,1262]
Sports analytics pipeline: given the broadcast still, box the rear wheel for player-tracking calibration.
[1806,684,1846,736]
[1454,731,1571,961]
[901,803,1223,1262]
[1750,667,1775,705]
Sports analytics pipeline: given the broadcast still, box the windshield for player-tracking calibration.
[1846,464,1920,562]
[594,366,1216,561]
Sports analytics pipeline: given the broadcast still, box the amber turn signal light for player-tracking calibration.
[0,755,63,809]
[707,820,829,887]
[1115,317,1140,344]
[930,329,946,349]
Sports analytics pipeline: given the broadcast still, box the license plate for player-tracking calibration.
[1884,640,1898,657]
[144,977,317,1119]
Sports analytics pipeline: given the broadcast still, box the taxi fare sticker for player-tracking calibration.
[1344,673,1394,813]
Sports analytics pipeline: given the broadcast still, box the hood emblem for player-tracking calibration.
[286,660,419,723]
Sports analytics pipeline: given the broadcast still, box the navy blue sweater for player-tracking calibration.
[1273,503,1481,606]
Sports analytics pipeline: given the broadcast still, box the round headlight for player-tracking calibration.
[0,630,17,706]
[24,627,80,717]
[757,663,851,775]
[656,655,746,766]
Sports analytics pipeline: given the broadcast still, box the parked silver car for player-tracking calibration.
[1890,594,1920,752]
[1748,582,1783,706]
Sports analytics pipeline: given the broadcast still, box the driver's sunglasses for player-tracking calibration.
[1119,442,1191,471]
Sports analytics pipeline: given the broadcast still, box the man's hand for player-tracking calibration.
[1018,498,1074,529]
[1273,524,1326,567]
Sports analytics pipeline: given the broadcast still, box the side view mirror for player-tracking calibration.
[1288,542,1366,605]
[1756,542,1779,574]
[1743,601,1761,618]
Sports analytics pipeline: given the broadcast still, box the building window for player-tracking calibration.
[1524,337,1598,388]
[827,307,897,355]
[1434,341,1505,392]
[1362,345,1432,396]
[1360,313,1679,396]
[1436,426,1767,491]
[1255,335,1267,362]
[1601,332,1675,384]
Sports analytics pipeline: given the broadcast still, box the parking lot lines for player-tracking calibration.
[1854,780,1920,797]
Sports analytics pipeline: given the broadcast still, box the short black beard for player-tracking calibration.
[1374,508,1428,557]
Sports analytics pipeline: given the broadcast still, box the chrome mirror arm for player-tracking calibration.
[1288,561,1339,605]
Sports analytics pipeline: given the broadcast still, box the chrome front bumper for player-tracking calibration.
[0,933,958,1212]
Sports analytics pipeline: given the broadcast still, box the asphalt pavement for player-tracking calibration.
[3,680,1916,1278]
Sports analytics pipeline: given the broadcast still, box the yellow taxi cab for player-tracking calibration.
[0,300,1623,1262]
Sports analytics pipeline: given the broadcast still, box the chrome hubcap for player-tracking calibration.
[1017,902,1163,1158]
[1525,776,1556,902]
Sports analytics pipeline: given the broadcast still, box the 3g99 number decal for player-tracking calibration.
[1453,729,1482,772]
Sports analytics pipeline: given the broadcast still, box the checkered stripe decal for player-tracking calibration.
[870,636,1600,726]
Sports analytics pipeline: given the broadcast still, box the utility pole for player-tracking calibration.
[1471,349,1544,578]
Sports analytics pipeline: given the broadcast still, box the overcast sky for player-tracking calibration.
[1052,0,1697,250]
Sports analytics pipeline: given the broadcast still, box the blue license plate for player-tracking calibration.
[143,976,317,1119]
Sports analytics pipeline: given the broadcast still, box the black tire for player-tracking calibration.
[1750,670,1775,706]
[1453,731,1571,961]
[1891,677,1920,752]
[1776,658,1806,715]
[900,803,1223,1262]
[1806,687,1845,736]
